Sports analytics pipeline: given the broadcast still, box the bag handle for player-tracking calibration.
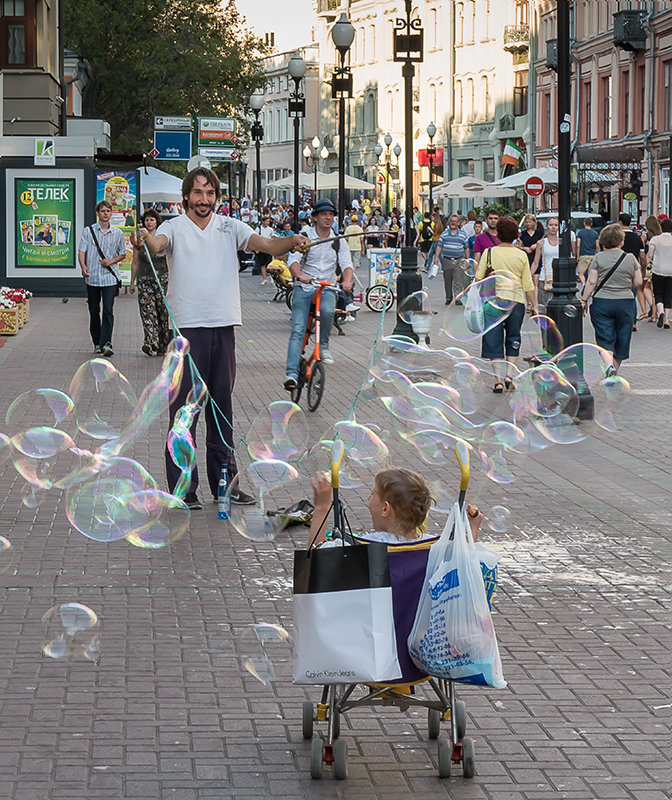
[594,252,627,296]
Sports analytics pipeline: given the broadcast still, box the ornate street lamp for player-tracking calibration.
[331,13,355,230]
[547,0,592,417]
[393,142,402,210]
[426,121,437,214]
[384,132,393,217]
[288,51,306,232]
[303,136,329,199]
[392,0,424,339]
[249,90,265,211]
[374,142,383,206]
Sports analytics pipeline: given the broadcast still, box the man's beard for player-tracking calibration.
[193,202,215,217]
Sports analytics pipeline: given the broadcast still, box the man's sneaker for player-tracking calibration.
[184,492,202,510]
[260,279,267,285]
[284,375,297,390]
[231,489,256,505]
[321,349,334,365]
[345,302,360,313]
[102,343,114,357]
[94,345,102,354]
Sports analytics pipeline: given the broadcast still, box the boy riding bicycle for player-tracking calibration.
[284,198,354,390]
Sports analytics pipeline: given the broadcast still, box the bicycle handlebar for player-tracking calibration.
[292,279,340,290]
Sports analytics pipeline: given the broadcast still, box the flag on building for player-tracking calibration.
[501,139,523,166]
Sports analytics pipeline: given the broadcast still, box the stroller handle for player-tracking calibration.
[330,439,345,488]
[455,439,470,501]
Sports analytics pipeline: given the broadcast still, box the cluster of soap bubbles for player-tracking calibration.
[0,337,194,551]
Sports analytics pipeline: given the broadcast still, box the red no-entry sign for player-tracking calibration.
[525,176,545,198]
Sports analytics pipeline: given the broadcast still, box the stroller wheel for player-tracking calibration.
[333,738,348,780]
[437,736,451,779]
[427,708,441,740]
[302,701,314,740]
[455,700,467,741]
[462,737,475,778]
[310,736,323,779]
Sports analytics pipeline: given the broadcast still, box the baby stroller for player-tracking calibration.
[295,442,492,780]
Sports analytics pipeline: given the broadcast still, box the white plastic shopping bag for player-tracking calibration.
[408,502,506,688]
[293,542,402,685]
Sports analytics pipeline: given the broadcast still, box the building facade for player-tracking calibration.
[244,44,320,203]
[533,0,672,222]
[1,0,64,136]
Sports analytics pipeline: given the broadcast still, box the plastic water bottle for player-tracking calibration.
[217,464,230,520]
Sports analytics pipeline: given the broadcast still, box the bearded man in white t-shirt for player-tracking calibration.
[139,168,308,510]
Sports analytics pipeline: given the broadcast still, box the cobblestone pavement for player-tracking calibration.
[0,270,670,800]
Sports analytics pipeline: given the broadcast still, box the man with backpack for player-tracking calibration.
[431,214,469,305]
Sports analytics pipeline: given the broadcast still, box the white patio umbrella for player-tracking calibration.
[316,172,377,190]
[492,167,559,189]
[140,166,185,203]
[432,176,516,199]
[266,172,315,190]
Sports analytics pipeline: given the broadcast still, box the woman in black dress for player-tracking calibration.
[517,213,543,312]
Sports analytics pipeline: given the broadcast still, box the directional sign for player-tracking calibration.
[197,147,238,161]
[198,117,237,147]
[154,116,192,131]
[525,176,545,198]
[153,130,192,160]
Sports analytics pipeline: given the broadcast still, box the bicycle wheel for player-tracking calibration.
[307,361,326,411]
[290,358,307,404]
[365,285,395,312]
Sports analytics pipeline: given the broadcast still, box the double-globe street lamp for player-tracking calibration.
[426,121,436,215]
[303,136,330,199]
[392,0,424,339]
[331,13,355,230]
[249,90,264,210]
[288,51,306,232]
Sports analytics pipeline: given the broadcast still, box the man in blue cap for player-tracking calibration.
[284,198,354,389]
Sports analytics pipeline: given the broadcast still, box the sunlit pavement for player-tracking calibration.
[0,271,669,799]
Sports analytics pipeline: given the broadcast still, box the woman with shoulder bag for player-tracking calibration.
[473,217,538,393]
[530,217,577,309]
[582,223,642,374]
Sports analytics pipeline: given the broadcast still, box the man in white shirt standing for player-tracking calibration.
[284,198,353,390]
[139,168,308,510]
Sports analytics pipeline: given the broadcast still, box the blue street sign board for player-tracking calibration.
[152,130,192,160]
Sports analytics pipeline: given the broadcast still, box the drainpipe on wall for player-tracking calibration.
[643,4,655,216]
[445,0,455,214]
[523,0,536,171]
[569,0,581,207]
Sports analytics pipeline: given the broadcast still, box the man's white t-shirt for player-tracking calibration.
[157,214,252,328]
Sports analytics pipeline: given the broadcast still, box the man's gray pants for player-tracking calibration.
[441,256,465,304]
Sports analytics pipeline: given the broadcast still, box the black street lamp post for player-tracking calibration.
[393,142,402,209]
[426,121,436,214]
[331,13,355,231]
[249,90,264,210]
[288,51,306,233]
[392,0,424,340]
[383,132,393,217]
[303,136,330,199]
[546,0,592,417]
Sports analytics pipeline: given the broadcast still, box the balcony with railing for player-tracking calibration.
[503,24,530,54]
[317,0,341,13]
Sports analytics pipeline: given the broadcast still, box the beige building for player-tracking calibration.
[244,44,320,203]
[532,0,672,221]
[310,0,531,211]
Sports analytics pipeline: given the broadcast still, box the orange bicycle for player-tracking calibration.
[289,280,339,412]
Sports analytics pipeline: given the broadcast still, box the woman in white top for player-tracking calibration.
[646,217,672,327]
[530,217,577,306]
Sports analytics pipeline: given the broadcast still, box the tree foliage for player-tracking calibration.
[64,0,267,154]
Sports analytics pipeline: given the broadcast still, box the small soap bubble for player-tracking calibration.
[5,388,74,431]
[41,603,100,661]
[459,257,477,278]
[398,290,433,327]
[223,473,276,542]
[69,359,138,440]
[239,623,291,685]
[441,274,518,342]
[21,483,46,509]
[487,506,511,533]
[124,490,191,549]
[563,304,578,318]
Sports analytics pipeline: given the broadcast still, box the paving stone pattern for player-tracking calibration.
[0,272,670,799]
